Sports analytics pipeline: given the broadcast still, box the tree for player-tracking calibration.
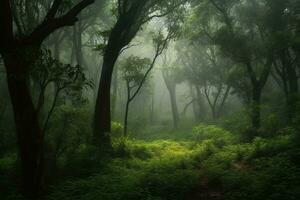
[0,0,94,197]
[194,0,275,131]
[121,56,151,136]
[93,0,186,149]
[161,55,183,128]
[215,1,273,131]
[266,0,300,120]
[201,46,232,121]
[177,41,207,122]
[31,49,91,132]
[177,38,232,121]
[121,30,174,136]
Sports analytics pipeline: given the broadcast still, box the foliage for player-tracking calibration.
[32,49,93,96]
[47,140,200,200]
[111,122,124,137]
[2,0,300,199]
[121,56,151,86]
[44,123,300,200]
[193,124,236,146]
[198,127,300,200]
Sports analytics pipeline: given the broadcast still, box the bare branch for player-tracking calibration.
[119,42,142,55]
[129,31,173,102]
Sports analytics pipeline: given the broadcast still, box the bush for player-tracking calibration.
[196,130,300,200]
[112,122,124,137]
[47,140,200,200]
[193,124,236,147]
[261,114,281,137]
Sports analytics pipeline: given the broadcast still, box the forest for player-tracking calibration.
[1,0,300,199]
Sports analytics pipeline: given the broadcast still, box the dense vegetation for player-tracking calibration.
[1,0,300,199]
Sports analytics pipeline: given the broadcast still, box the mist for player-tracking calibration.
[1,0,300,199]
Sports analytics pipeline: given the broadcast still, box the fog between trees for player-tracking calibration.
[1,0,300,199]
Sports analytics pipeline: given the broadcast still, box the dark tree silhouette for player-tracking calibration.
[0,0,94,197]
[93,0,185,149]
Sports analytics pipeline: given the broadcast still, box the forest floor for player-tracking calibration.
[185,170,223,200]
[1,126,300,200]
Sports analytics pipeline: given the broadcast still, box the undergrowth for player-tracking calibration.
[1,124,300,200]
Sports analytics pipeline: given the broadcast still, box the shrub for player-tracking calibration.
[193,124,236,147]
[261,114,281,137]
[47,140,200,200]
[112,122,124,137]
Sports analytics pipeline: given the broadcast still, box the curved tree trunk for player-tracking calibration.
[93,39,121,149]
[93,1,158,149]
[93,10,140,149]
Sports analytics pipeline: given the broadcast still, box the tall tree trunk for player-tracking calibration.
[251,85,262,130]
[212,107,217,121]
[123,100,130,137]
[73,22,84,67]
[150,94,155,124]
[216,86,231,118]
[93,43,120,149]
[111,66,118,120]
[0,0,94,197]
[195,85,205,122]
[168,85,179,129]
[93,4,146,148]
[245,59,272,131]
[4,56,44,198]
[123,81,131,137]
[284,51,299,120]
[189,84,199,122]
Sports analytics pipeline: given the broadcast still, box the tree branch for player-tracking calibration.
[45,0,63,20]
[142,1,183,24]
[182,99,194,115]
[23,0,95,45]
[245,61,259,86]
[258,55,273,87]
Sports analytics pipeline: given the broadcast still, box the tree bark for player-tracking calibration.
[4,56,44,198]
[111,66,119,120]
[73,21,86,68]
[281,50,299,120]
[93,41,120,149]
[123,100,130,137]
[0,0,94,198]
[168,85,179,129]
[195,85,205,122]
[251,85,262,130]
[245,58,272,131]
[216,85,231,118]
